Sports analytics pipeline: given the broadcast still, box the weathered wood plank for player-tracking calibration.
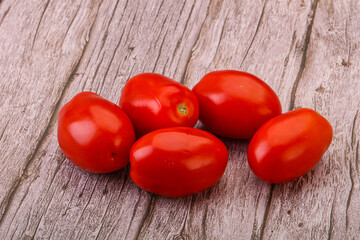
[0,0,211,239]
[0,0,359,239]
[0,0,101,227]
[180,1,337,239]
[260,1,360,239]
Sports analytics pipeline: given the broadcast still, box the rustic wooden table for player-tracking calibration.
[0,0,359,239]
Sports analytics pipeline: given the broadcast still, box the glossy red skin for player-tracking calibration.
[130,127,228,197]
[192,70,282,139]
[58,92,135,173]
[247,108,333,183]
[119,73,199,138]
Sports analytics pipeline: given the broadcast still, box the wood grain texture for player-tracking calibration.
[0,0,359,239]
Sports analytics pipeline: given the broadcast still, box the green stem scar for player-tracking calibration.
[177,104,188,115]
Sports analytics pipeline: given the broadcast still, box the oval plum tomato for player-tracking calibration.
[57,92,135,173]
[119,73,199,138]
[192,70,282,139]
[247,108,333,183]
[130,127,228,197]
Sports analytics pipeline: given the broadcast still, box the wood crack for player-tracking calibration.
[77,173,91,200]
[78,1,110,92]
[259,184,274,240]
[96,187,112,225]
[152,29,168,74]
[9,224,18,240]
[96,0,133,93]
[351,110,358,148]
[288,0,318,111]
[60,0,83,49]
[94,172,127,239]
[0,6,10,27]
[133,195,156,239]
[177,195,194,238]
[174,0,186,31]
[48,219,57,239]
[47,156,66,192]
[215,13,230,57]
[201,204,208,240]
[154,0,165,20]
[32,189,57,238]
[20,207,32,239]
[61,165,76,217]
[9,156,62,238]
[278,31,297,93]
[0,20,93,225]
[180,0,209,85]
[89,53,105,91]
[74,176,100,229]
[167,1,195,78]
[94,221,105,240]
[151,5,171,74]
[123,192,142,239]
[94,0,123,93]
[98,0,132,94]
[250,193,262,240]
[240,0,266,69]
[356,141,359,173]
[77,1,106,91]
[125,1,140,46]
[209,9,228,70]
[345,160,354,230]
[37,196,57,237]
[105,170,131,238]
[4,182,30,238]
[0,171,26,225]
[0,119,9,143]
[31,0,51,50]
[115,167,129,202]
[171,1,199,82]
[344,17,351,66]
[327,194,336,240]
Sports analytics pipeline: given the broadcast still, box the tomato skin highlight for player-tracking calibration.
[119,73,199,138]
[130,127,229,197]
[192,70,282,139]
[57,92,135,173]
[247,108,333,183]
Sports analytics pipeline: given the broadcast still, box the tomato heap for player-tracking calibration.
[58,71,332,197]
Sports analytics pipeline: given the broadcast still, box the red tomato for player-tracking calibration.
[247,108,333,183]
[119,73,199,138]
[130,127,228,197]
[58,92,135,173]
[192,70,282,139]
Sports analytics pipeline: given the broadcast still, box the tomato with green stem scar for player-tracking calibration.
[119,73,199,138]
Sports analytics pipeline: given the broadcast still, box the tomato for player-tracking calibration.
[119,73,199,138]
[130,127,228,197]
[192,70,282,139]
[247,108,333,183]
[57,92,135,173]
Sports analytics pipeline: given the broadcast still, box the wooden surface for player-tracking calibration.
[0,0,359,239]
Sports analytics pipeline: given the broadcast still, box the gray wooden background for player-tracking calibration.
[0,0,359,239]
